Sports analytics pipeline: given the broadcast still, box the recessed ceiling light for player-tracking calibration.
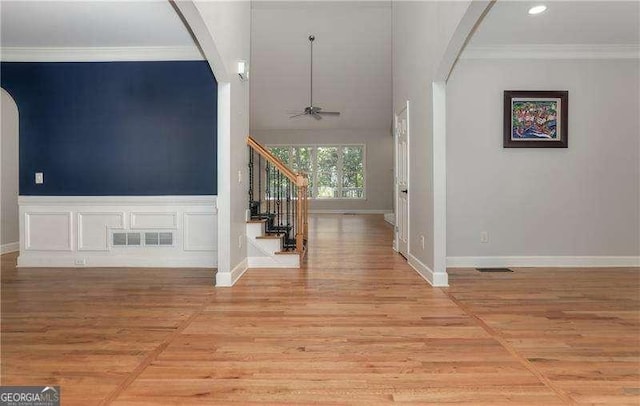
[528,5,547,15]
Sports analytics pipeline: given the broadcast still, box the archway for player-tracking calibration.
[1,88,19,254]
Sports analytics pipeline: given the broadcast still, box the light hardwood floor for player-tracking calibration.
[1,214,638,405]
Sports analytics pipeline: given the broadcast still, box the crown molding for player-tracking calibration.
[461,44,640,60]
[0,46,204,62]
[251,1,392,10]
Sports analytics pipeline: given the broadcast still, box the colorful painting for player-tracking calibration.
[504,91,568,148]
[511,99,559,140]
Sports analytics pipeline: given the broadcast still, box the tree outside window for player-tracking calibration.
[267,144,365,200]
[316,147,339,198]
[341,146,364,198]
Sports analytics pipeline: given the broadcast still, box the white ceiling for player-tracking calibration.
[0,0,198,48]
[250,1,392,131]
[469,0,640,46]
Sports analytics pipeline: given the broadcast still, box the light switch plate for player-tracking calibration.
[35,172,44,184]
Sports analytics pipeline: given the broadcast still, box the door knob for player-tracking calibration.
[401,189,408,194]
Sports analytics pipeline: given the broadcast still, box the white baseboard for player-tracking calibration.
[309,209,393,214]
[407,253,449,287]
[216,258,248,287]
[1,242,19,254]
[17,254,215,268]
[447,256,640,268]
[384,212,395,225]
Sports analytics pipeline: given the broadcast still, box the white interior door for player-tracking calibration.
[395,103,409,258]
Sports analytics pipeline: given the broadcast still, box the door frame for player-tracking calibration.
[393,100,410,256]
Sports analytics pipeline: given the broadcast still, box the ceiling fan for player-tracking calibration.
[289,35,341,120]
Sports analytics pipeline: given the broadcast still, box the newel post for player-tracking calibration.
[295,174,308,253]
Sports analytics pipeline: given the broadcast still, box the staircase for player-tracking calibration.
[246,136,309,268]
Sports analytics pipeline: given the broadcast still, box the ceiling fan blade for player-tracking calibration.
[317,111,340,115]
[290,112,307,118]
[311,112,322,120]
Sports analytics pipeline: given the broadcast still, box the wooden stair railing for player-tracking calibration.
[247,136,309,254]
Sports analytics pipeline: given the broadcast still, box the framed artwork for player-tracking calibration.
[504,90,568,148]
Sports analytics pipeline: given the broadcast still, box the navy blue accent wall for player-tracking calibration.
[1,61,217,195]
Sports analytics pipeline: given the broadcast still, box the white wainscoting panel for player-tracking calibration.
[131,212,178,229]
[183,212,217,251]
[78,212,125,251]
[25,212,73,251]
[18,196,217,268]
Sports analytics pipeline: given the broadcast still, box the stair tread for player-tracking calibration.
[256,234,284,240]
[275,250,300,255]
[246,219,267,224]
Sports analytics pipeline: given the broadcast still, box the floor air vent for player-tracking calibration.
[476,267,513,273]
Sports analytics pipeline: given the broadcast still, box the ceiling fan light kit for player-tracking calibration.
[289,34,341,120]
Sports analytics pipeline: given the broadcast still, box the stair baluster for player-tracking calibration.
[291,178,296,248]
[286,177,291,247]
[258,154,262,215]
[277,171,282,231]
[248,146,254,216]
[265,161,271,218]
[247,136,308,254]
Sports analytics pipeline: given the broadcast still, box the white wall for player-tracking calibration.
[447,58,640,264]
[250,2,393,213]
[252,129,393,212]
[1,88,19,253]
[392,1,472,284]
[250,2,392,131]
[189,1,251,285]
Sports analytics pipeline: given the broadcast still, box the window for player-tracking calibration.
[341,146,365,198]
[268,144,365,199]
[270,147,290,165]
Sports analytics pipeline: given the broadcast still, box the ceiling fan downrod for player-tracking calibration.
[288,34,341,120]
[309,35,314,109]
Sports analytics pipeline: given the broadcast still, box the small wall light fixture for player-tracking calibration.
[237,60,249,81]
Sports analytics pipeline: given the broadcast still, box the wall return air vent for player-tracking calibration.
[113,232,141,246]
[112,232,173,247]
[145,232,173,246]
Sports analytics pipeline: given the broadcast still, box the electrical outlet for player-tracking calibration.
[238,235,244,249]
[480,231,489,243]
[35,172,44,184]
[74,258,86,266]
[420,235,425,250]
